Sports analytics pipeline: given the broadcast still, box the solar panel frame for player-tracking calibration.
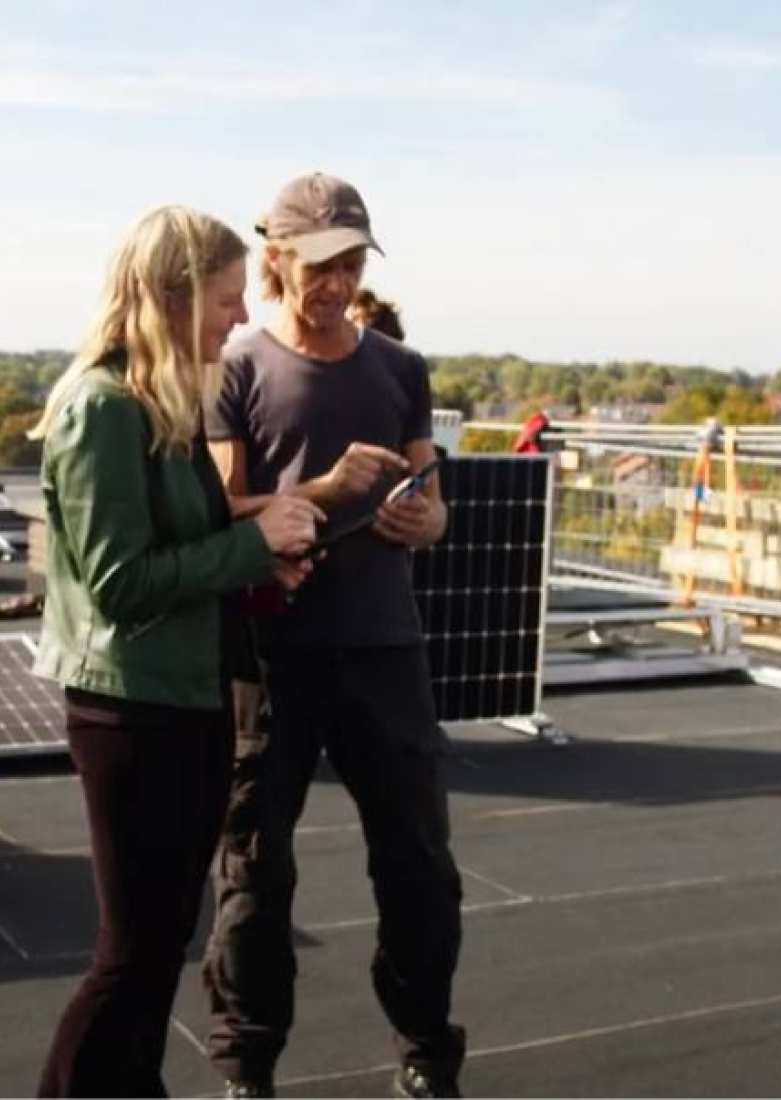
[0,634,66,757]
[412,454,552,723]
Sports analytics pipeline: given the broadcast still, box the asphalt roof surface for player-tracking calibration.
[3,666,781,1098]
[0,499,778,1097]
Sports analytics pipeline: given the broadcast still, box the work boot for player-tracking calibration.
[392,1064,461,1098]
[224,1078,275,1098]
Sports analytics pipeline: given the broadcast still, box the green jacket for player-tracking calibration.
[34,363,275,709]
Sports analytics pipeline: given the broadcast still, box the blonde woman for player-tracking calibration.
[32,205,322,1098]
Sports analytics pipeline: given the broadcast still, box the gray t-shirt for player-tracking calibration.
[204,327,433,649]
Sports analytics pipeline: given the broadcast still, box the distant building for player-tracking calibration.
[588,402,665,424]
[541,403,579,421]
[611,452,664,511]
[472,400,511,420]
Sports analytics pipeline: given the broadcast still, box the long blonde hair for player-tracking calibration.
[31,205,247,453]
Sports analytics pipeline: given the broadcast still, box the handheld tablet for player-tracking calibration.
[288,458,440,560]
[294,510,377,560]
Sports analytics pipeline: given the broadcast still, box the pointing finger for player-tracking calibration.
[350,444,409,471]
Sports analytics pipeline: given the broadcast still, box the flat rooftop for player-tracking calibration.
[0,474,778,1096]
[3,665,781,1097]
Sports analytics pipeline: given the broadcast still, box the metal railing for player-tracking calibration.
[452,417,781,619]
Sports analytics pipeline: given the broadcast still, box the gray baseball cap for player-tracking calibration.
[255,172,384,264]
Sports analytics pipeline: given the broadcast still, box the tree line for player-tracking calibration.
[0,349,778,467]
[428,353,777,426]
[0,351,70,466]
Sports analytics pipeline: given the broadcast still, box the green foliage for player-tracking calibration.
[655,383,774,426]
[430,376,474,418]
[655,385,723,424]
[556,480,675,570]
[605,506,676,567]
[0,348,774,471]
[0,350,69,400]
[460,427,516,453]
[428,352,767,424]
[0,410,42,466]
[0,384,38,418]
[0,350,69,466]
[717,385,774,426]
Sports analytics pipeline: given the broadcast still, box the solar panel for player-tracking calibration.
[412,455,551,722]
[0,634,66,756]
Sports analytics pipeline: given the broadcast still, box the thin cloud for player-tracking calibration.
[537,1,634,62]
[688,41,781,71]
[0,38,621,118]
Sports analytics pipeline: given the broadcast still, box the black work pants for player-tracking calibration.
[204,646,464,1085]
[38,692,234,1098]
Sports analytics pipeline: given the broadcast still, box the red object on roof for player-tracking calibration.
[513,411,549,454]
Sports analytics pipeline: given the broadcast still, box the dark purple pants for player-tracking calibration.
[38,690,234,1098]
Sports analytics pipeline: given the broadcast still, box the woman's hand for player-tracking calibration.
[272,556,314,592]
[254,496,325,558]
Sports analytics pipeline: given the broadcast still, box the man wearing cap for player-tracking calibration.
[202,172,465,1099]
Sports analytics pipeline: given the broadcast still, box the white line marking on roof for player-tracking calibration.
[0,922,29,960]
[171,1016,207,1057]
[459,864,525,900]
[274,991,781,1089]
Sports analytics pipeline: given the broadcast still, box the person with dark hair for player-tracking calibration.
[31,205,321,1098]
[349,286,406,340]
[203,172,465,1099]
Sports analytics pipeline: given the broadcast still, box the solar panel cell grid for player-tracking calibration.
[0,456,551,748]
[0,636,65,754]
[412,454,550,722]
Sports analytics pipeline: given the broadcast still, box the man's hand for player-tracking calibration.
[373,491,447,549]
[303,443,408,506]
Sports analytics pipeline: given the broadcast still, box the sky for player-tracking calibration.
[2,0,781,372]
